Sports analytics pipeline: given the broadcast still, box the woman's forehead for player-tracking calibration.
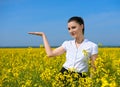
[68,21,79,26]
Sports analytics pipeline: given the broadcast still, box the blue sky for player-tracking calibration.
[0,0,120,47]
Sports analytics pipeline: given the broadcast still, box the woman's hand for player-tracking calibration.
[28,32,44,36]
[28,31,65,57]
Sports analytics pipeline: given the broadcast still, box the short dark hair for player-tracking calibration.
[68,16,85,35]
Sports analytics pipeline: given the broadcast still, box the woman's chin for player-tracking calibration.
[71,36,76,38]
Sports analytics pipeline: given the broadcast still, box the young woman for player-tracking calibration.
[28,16,98,77]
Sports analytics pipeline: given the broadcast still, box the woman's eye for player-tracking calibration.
[68,26,76,30]
[72,26,76,29]
[68,28,70,30]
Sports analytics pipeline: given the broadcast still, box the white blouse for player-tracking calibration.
[61,39,98,73]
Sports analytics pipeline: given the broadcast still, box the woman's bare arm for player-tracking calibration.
[90,54,98,78]
[90,54,98,71]
[28,32,65,57]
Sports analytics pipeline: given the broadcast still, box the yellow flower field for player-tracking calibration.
[0,47,120,87]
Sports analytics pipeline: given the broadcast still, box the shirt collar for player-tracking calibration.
[72,39,88,49]
[73,38,88,44]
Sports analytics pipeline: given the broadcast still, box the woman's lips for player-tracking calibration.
[71,32,75,36]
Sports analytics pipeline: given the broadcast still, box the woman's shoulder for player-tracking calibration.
[61,40,74,49]
[85,39,98,47]
[62,40,74,46]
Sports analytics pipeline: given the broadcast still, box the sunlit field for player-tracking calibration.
[0,47,120,87]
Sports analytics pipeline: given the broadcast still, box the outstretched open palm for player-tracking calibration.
[28,32,44,36]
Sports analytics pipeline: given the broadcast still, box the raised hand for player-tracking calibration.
[28,32,44,36]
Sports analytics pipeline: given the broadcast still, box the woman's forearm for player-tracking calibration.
[42,34,53,57]
[28,32,54,57]
[28,32,65,57]
[90,54,98,78]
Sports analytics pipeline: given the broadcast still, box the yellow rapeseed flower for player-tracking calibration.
[82,49,88,57]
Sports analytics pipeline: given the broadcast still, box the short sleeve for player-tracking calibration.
[61,41,67,51]
[91,44,98,55]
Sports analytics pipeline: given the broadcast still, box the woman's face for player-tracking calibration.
[68,21,83,39]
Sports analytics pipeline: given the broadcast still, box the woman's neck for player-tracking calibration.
[75,35,84,44]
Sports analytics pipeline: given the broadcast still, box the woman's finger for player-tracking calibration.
[28,32,43,36]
